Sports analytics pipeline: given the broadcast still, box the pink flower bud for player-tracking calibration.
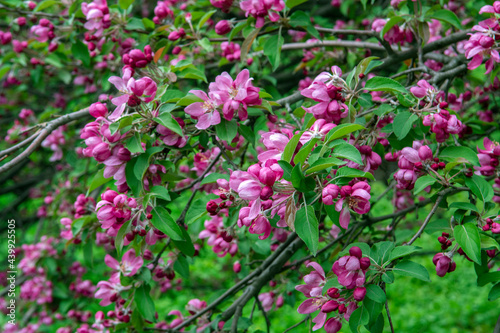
[92,142,111,162]
[89,102,108,118]
[233,261,241,273]
[324,318,342,333]
[321,300,339,313]
[349,246,363,259]
[327,287,340,298]
[215,20,232,35]
[17,17,26,26]
[322,184,340,205]
[359,257,371,270]
[353,287,366,301]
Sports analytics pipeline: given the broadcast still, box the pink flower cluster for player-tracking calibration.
[81,0,111,37]
[301,66,349,123]
[108,66,158,121]
[185,69,261,129]
[30,18,55,43]
[465,4,500,74]
[476,137,500,176]
[122,45,154,68]
[371,18,413,45]
[240,0,285,28]
[322,181,371,229]
[153,1,174,24]
[95,189,138,236]
[20,276,53,304]
[392,142,435,189]
[80,110,132,192]
[41,126,66,161]
[422,110,463,142]
[295,248,371,333]
[199,215,238,257]
[220,41,241,62]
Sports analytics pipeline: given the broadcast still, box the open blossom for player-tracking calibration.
[185,90,223,129]
[335,181,371,229]
[108,66,157,121]
[300,119,336,145]
[410,79,438,100]
[258,129,293,163]
[295,262,326,298]
[95,273,130,306]
[464,18,500,74]
[332,246,370,288]
[105,248,144,276]
[240,0,285,29]
[301,66,349,123]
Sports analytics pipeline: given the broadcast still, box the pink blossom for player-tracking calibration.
[105,248,144,276]
[332,246,370,288]
[335,182,371,229]
[240,0,285,28]
[184,90,222,129]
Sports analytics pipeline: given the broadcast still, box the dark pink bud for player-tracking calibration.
[117,147,131,162]
[233,261,241,273]
[324,318,342,333]
[321,300,339,313]
[260,186,274,200]
[215,20,232,35]
[359,145,372,155]
[143,250,154,260]
[89,102,108,118]
[418,146,433,161]
[17,17,26,26]
[359,257,371,270]
[349,246,363,259]
[92,142,111,162]
[168,31,181,41]
[259,167,276,186]
[172,46,181,55]
[327,287,340,298]
[353,287,366,301]
[340,185,352,197]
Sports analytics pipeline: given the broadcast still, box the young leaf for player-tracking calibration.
[295,206,319,255]
[86,168,112,196]
[465,175,494,203]
[151,207,184,241]
[154,112,183,136]
[215,118,238,142]
[263,33,284,71]
[150,186,171,201]
[428,9,462,30]
[325,124,365,143]
[439,146,480,166]
[413,175,436,194]
[134,284,156,322]
[363,77,407,95]
[393,111,418,139]
[393,261,431,282]
[332,143,363,165]
[365,284,386,304]
[305,157,346,174]
[282,133,302,163]
[454,223,481,264]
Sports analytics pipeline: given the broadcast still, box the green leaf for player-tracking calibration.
[335,167,375,180]
[305,157,346,174]
[291,163,316,192]
[176,94,204,106]
[71,39,90,67]
[86,168,112,196]
[478,271,500,286]
[155,112,183,136]
[215,118,238,142]
[428,9,462,30]
[413,175,436,194]
[151,207,184,241]
[325,124,365,143]
[286,0,308,8]
[439,146,480,166]
[454,223,481,264]
[176,67,207,82]
[289,10,321,39]
[200,173,230,185]
[263,33,284,71]
[489,283,500,301]
[381,16,405,38]
[0,65,11,81]
[133,147,164,182]
[142,18,155,30]
[150,186,171,201]
[389,246,421,262]
[332,143,363,165]
[449,202,479,212]
[481,233,500,251]
[172,227,195,257]
[393,260,430,282]
[197,10,217,31]
[125,132,144,154]
[392,111,418,139]
[134,284,156,322]
[465,175,494,203]
[118,0,134,9]
[35,0,58,12]
[294,138,319,165]
[278,161,293,181]
[295,206,319,255]
[282,133,302,163]
[185,199,208,225]
[229,21,248,41]
[238,124,256,146]
[365,284,386,303]
[173,255,190,279]
[83,236,93,267]
[363,77,407,95]
[115,220,132,255]
[349,306,370,333]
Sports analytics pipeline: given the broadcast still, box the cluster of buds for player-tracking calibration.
[0,30,12,45]
[30,18,55,43]
[220,41,241,62]
[371,18,413,45]
[207,179,234,216]
[122,45,153,68]
[301,66,349,124]
[199,216,238,257]
[81,0,111,37]
[392,142,435,190]
[482,217,500,233]
[153,1,174,24]
[240,0,285,28]
[432,253,456,277]
[74,194,96,218]
[437,232,452,250]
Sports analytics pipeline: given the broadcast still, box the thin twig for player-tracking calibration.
[406,195,443,245]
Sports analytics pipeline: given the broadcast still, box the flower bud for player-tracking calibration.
[215,20,232,35]
[321,300,339,313]
[233,261,241,273]
[353,287,366,301]
[349,246,363,259]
